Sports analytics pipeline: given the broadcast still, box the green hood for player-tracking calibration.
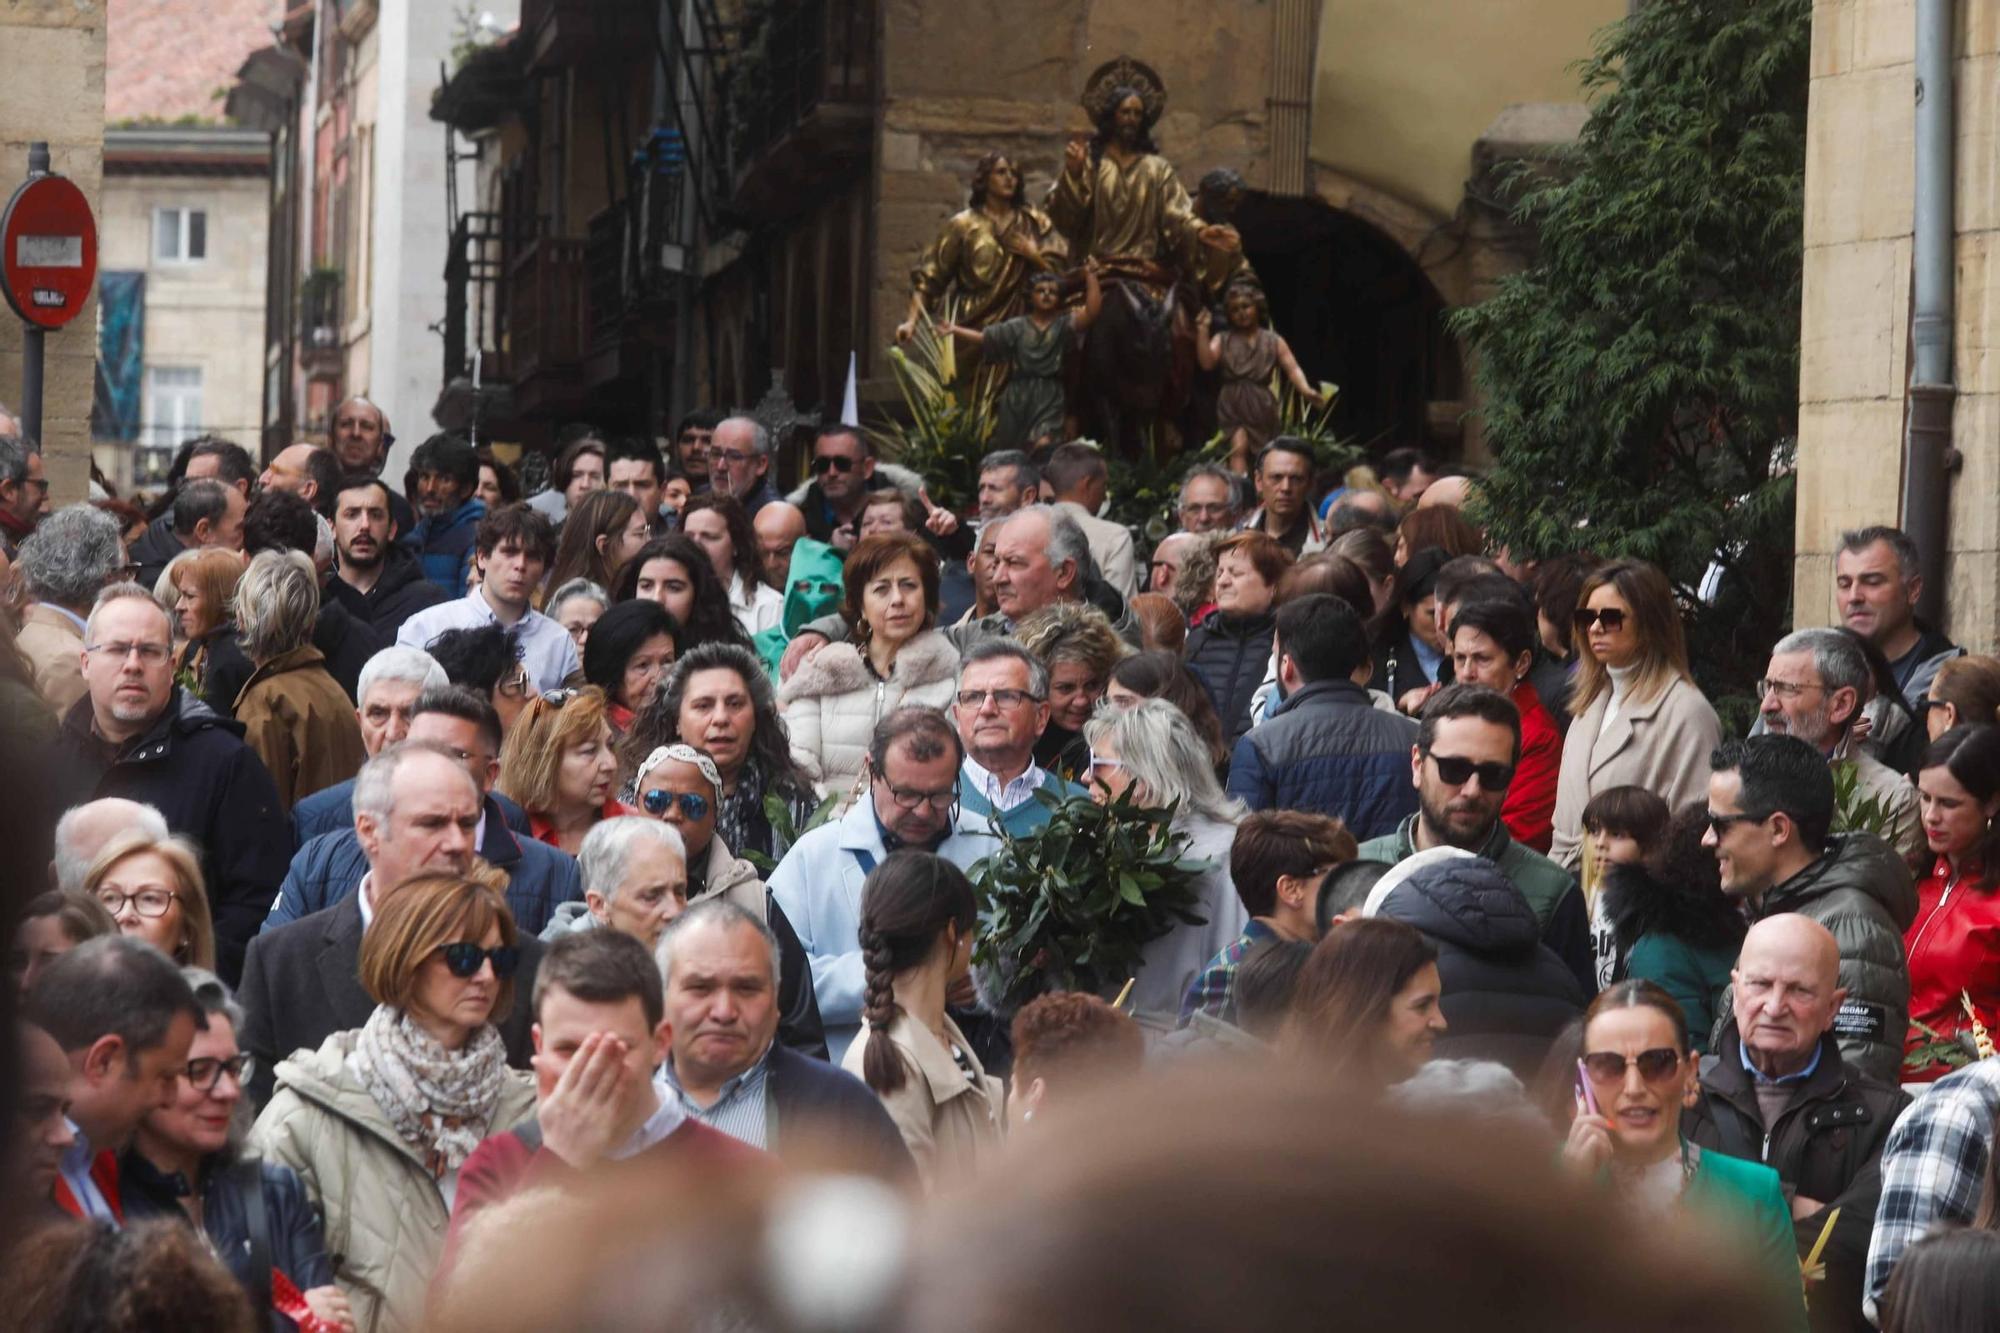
[755,538,846,678]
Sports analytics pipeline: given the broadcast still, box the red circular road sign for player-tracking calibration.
[1,173,98,330]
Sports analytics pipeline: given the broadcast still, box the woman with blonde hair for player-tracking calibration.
[1548,559,1721,870]
[166,547,246,699]
[498,685,632,854]
[231,549,367,808]
[251,874,535,1333]
[84,829,216,970]
[1015,600,1129,784]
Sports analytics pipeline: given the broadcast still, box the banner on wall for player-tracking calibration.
[90,269,145,442]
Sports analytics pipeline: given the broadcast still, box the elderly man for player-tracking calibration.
[975,449,1040,523]
[238,741,551,1103]
[1705,736,1914,1083]
[397,505,578,692]
[1759,627,1922,863]
[708,416,781,516]
[1044,441,1137,599]
[258,442,342,515]
[1148,531,1196,596]
[25,937,204,1222]
[329,395,415,534]
[50,798,169,893]
[753,500,809,592]
[953,640,1085,836]
[769,708,997,1062]
[0,424,48,556]
[1685,915,1907,1333]
[17,504,126,711]
[289,646,450,844]
[50,585,291,983]
[326,474,446,639]
[268,686,575,933]
[1177,464,1239,535]
[652,899,910,1167]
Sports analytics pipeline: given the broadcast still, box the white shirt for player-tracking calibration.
[730,573,784,637]
[961,754,1048,813]
[395,587,580,693]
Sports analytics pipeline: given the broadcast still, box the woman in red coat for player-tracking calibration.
[1903,723,2000,1081]
[1447,597,1560,852]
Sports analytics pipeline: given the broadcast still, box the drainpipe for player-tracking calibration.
[1902,0,1956,627]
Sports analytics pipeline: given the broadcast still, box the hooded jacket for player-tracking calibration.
[754,539,847,679]
[55,686,292,985]
[249,1030,537,1333]
[1226,678,1419,838]
[1736,833,1917,1084]
[327,544,449,641]
[1374,856,1585,1077]
[779,630,960,803]
[404,496,486,597]
[1184,609,1278,745]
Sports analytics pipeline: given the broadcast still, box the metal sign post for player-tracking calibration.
[2,141,100,443]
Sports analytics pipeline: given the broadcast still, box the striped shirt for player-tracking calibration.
[657,1044,774,1150]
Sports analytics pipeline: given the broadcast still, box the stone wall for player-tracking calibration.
[0,0,108,505]
[1795,1,2000,645]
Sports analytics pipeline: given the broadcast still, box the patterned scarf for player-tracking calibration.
[717,756,774,860]
[347,1005,508,1179]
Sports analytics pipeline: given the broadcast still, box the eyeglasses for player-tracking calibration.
[955,688,1041,711]
[643,788,711,821]
[85,641,173,666]
[1180,502,1232,518]
[1088,752,1124,773]
[1581,1048,1683,1084]
[1704,809,1769,838]
[1756,678,1824,700]
[95,887,179,918]
[876,778,959,812]
[1571,608,1628,632]
[1423,752,1515,790]
[185,1053,252,1093]
[708,447,756,466]
[437,942,521,979]
[810,454,857,474]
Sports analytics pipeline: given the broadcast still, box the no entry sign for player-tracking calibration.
[2,170,97,330]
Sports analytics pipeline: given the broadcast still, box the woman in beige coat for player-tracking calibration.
[232,549,366,809]
[843,849,1002,1190]
[779,532,959,807]
[1550,559,1722,870]
[250,875,535,1333]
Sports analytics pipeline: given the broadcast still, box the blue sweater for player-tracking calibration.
[957,768,1088,837]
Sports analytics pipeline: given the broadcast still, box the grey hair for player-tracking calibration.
[85,581,171,645]
[20,504,124,610]
[234,549,319,662]
[546,577,610,622]
[357,645,449,704]
[173,478,231,537]
[977,449,1040,492]
[579,816,685,910]
[718,415,771,458]
[313,513,335,568]
[1837,525,1920,582]
[0,423,34,484]
[1773,627,1873,702]
[180,965,246,1033]
[958,636,1051,699]
[351,740,478,825]
[53,799,171,893]
[1008,504,1094,584]
[1082,697,1245,825]
[655,897,780,990]
[1180,463,1241,505]
[1387,1058,1547,1135]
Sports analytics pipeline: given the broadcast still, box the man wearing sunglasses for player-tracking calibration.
[1703,736,1914,1084]
[769,707,999,1063]
[1684,915,1908,1331]
[1358,684,1593,996]
[798,425,885,551]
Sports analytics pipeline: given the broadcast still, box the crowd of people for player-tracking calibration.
[7,396,2000,1332]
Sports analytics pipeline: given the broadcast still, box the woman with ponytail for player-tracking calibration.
[841,849,1001,1189]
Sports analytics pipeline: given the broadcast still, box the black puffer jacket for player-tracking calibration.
[1185,610,1277,743]
[1375,855,1585,1077]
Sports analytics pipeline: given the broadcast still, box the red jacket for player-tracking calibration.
[1501,681,1560,854]
[51,1149,123,1222]
[527,799,636,847]
[1903,855,2000,1081]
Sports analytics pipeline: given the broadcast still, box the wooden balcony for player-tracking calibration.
[508,235,587,391]
[727,0,874,225]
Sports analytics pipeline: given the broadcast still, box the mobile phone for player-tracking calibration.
[1574,1058,1603,1119]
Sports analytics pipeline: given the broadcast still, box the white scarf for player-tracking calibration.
[347,1005,508,1178]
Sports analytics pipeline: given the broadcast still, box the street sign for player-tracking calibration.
[1,169,97,330]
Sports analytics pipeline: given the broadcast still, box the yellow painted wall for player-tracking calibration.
[1310,0,1625,221]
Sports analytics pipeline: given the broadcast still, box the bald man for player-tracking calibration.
[753,501,808,591]
[1684,914,1907,1332]
[51,798,172,893]
[1415,475,1473,510]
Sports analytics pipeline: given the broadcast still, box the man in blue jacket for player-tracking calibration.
[1227,593,1418,839]
[403,432,486,595]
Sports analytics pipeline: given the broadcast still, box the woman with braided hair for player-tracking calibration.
[840,849,1002,1189]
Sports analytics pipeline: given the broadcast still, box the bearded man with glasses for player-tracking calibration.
[1359,684,1594,996]
[53,584,292,987]
[769,707,998,1063]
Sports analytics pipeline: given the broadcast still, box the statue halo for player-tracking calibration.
[1080,56,1167,128]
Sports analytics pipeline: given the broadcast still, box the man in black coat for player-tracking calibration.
[237,742,542,1105]
[52,587,292,986]
[326,473,447,640]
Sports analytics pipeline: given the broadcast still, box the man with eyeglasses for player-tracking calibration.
[238,741,552,1104]
[1358,684,1593,995]
[1176,464,1239,535]
[1703,735,1914,1084]
[769,707,998,1062]
[707,416,782,517]
[1756,627,1921,864]
[1683,915,1907,1332]
[52,585,292,986]
[951,639,1085,837]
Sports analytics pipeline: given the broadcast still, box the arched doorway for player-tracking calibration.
[1234,192,1463,459]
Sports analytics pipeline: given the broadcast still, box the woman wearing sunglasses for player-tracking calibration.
[83,830,216,971]
[1549,559,1721,871]
[497,686,633,855]
[1562,980,1806,1333]
[251,874,535,1333]
[126,969,355,1332]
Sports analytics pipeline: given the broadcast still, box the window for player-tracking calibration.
[144,366,203,453]
[153,207,207,263]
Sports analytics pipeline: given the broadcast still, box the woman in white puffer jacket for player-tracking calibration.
[779,532,960,808]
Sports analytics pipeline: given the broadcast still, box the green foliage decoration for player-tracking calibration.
[866,305,1001,513]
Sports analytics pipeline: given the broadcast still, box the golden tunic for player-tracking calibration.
[1047,149,1252,298]
[908,206,1065,331]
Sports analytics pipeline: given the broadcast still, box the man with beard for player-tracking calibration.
[1358,684,1593,995]
[328,474,447,639]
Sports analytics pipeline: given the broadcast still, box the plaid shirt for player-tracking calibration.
[1178,919,1281,1027]
[1863,1059,2000,1321]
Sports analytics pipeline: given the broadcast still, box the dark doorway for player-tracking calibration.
[1235,193,1462,460]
